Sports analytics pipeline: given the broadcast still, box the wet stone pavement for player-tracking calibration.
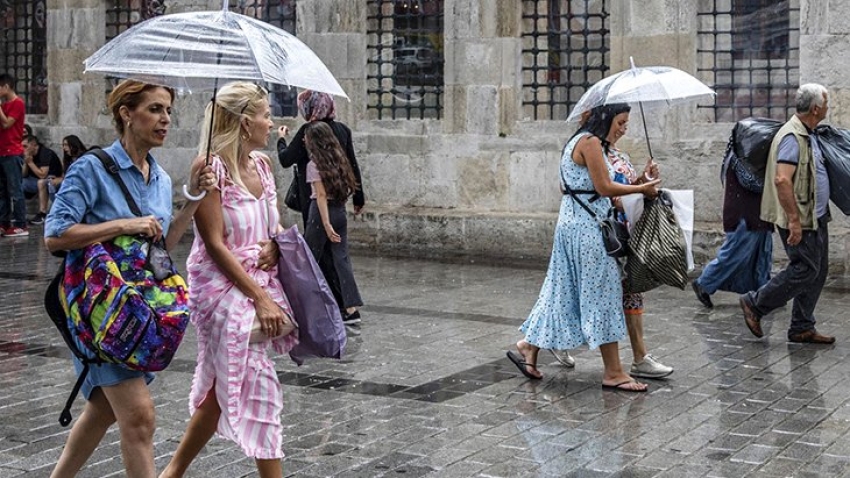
[2,230,850,477]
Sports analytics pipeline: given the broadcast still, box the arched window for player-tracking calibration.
[521,0,609,121]
[234,0,298,117]
[697,0,800,121]
[0,0,48,114]
[367,0,444,120]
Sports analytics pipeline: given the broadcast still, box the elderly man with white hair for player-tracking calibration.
[740,83,835,344]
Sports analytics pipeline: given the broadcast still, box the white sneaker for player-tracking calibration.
[630,354,673,378]
[549,350,575,368]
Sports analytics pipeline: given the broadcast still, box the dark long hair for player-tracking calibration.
[304,122,357,201]
[62,135,86,172]
[571,103,631,156]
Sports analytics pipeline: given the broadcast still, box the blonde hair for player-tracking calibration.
[197,81,269,187]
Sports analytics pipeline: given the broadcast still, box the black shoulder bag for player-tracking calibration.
[561,167,631,258]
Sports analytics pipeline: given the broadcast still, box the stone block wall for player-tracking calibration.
[32,0,850,270]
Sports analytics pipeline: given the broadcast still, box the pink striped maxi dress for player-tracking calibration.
[185,154,298,459]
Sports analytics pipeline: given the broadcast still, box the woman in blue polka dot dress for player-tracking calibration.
[506,105,660,392]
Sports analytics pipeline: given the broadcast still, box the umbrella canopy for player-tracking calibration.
[84,8,347,98]
[566,58,714,123]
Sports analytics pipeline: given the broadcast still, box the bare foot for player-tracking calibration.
[601,376,648,392]
[515,341,542,379]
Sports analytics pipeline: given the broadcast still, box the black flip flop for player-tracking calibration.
[506,350,541,380]
[601,380,648,393]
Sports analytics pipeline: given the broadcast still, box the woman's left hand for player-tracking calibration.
[257,239,279,271]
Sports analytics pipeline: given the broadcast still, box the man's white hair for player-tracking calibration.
[796,83,828,113]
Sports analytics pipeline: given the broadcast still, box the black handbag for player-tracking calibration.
[561,169,630,258]
[284,165,301,212]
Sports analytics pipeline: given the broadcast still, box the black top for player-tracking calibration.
[25,144,62,178]
[723,162,774,233]
[277,119,365,215]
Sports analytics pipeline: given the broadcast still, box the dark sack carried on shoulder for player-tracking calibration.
[624,191,688,293]
[284,165,301,212]
[732,117,783,179]
[815,124,850,215]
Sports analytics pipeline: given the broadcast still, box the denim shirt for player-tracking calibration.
[45,140,173,238]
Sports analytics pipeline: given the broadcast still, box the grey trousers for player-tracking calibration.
[304,200,363,311]
[744,217,829,337]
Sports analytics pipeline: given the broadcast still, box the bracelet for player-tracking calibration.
[182,184,207,201]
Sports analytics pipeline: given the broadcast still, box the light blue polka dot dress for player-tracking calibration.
[520,133,627,351]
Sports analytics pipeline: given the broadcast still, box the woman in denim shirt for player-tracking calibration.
[44,80,216,478]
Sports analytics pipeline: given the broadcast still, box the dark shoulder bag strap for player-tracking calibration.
[559,157,601,221]
[89,148,143,218]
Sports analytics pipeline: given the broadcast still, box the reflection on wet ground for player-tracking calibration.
[2,231,850,476]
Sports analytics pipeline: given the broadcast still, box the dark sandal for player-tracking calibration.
[506,350,541,380]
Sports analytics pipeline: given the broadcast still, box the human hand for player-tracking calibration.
[256,239,279,271]
[640,178,662,198]
[786,219,802,246]
[278,125,289,137]
[353,205,364,215]
[188,157,216,196]
[324,224,341,243]
[124,215,163,240]
[643,158,659,181]
[254,295,291,339]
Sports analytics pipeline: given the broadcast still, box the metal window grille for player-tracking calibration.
[697,0,799,122]
[235,0,297,117]
[106,0,167,40]
[521,0,609,121]
[0,0,48,114]
[105,1,166,92]
[366,0,445,120]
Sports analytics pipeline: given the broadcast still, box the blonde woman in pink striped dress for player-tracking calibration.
[159,82,298,478]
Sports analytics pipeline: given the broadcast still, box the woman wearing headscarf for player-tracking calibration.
[278,90,365,323]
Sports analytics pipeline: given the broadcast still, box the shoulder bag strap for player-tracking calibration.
[89,148,143,218]
[559,155,601,221]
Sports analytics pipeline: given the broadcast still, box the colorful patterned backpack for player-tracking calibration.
[43,148,189,426]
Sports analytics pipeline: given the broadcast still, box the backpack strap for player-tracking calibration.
[59,365,89,427]
[89,148,143,218]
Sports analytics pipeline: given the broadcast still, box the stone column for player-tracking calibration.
[297,0,368,126]
[443,0,521,136]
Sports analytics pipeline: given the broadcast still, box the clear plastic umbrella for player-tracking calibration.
[567,58,714,157]
[83,4,347,98]
[83,1,347,176]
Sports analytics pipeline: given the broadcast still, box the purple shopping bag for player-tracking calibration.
[275,226,346,365]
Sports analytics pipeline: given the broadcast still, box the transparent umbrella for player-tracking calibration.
[567,57,714,157]
[83,2,347,98]
[83,0,347,180]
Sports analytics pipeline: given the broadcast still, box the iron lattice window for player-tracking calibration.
[106,0,167,41]
[366,0,445,120]
[235,0,297,117]
[697,0,800,122]
[521,0,609,121]
[105,0,166,92]
[0,0,48,114]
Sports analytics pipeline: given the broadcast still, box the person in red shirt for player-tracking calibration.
[0,74,27,237]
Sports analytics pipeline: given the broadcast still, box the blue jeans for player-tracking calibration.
[696,219,772,295]
[0,155,26,228]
